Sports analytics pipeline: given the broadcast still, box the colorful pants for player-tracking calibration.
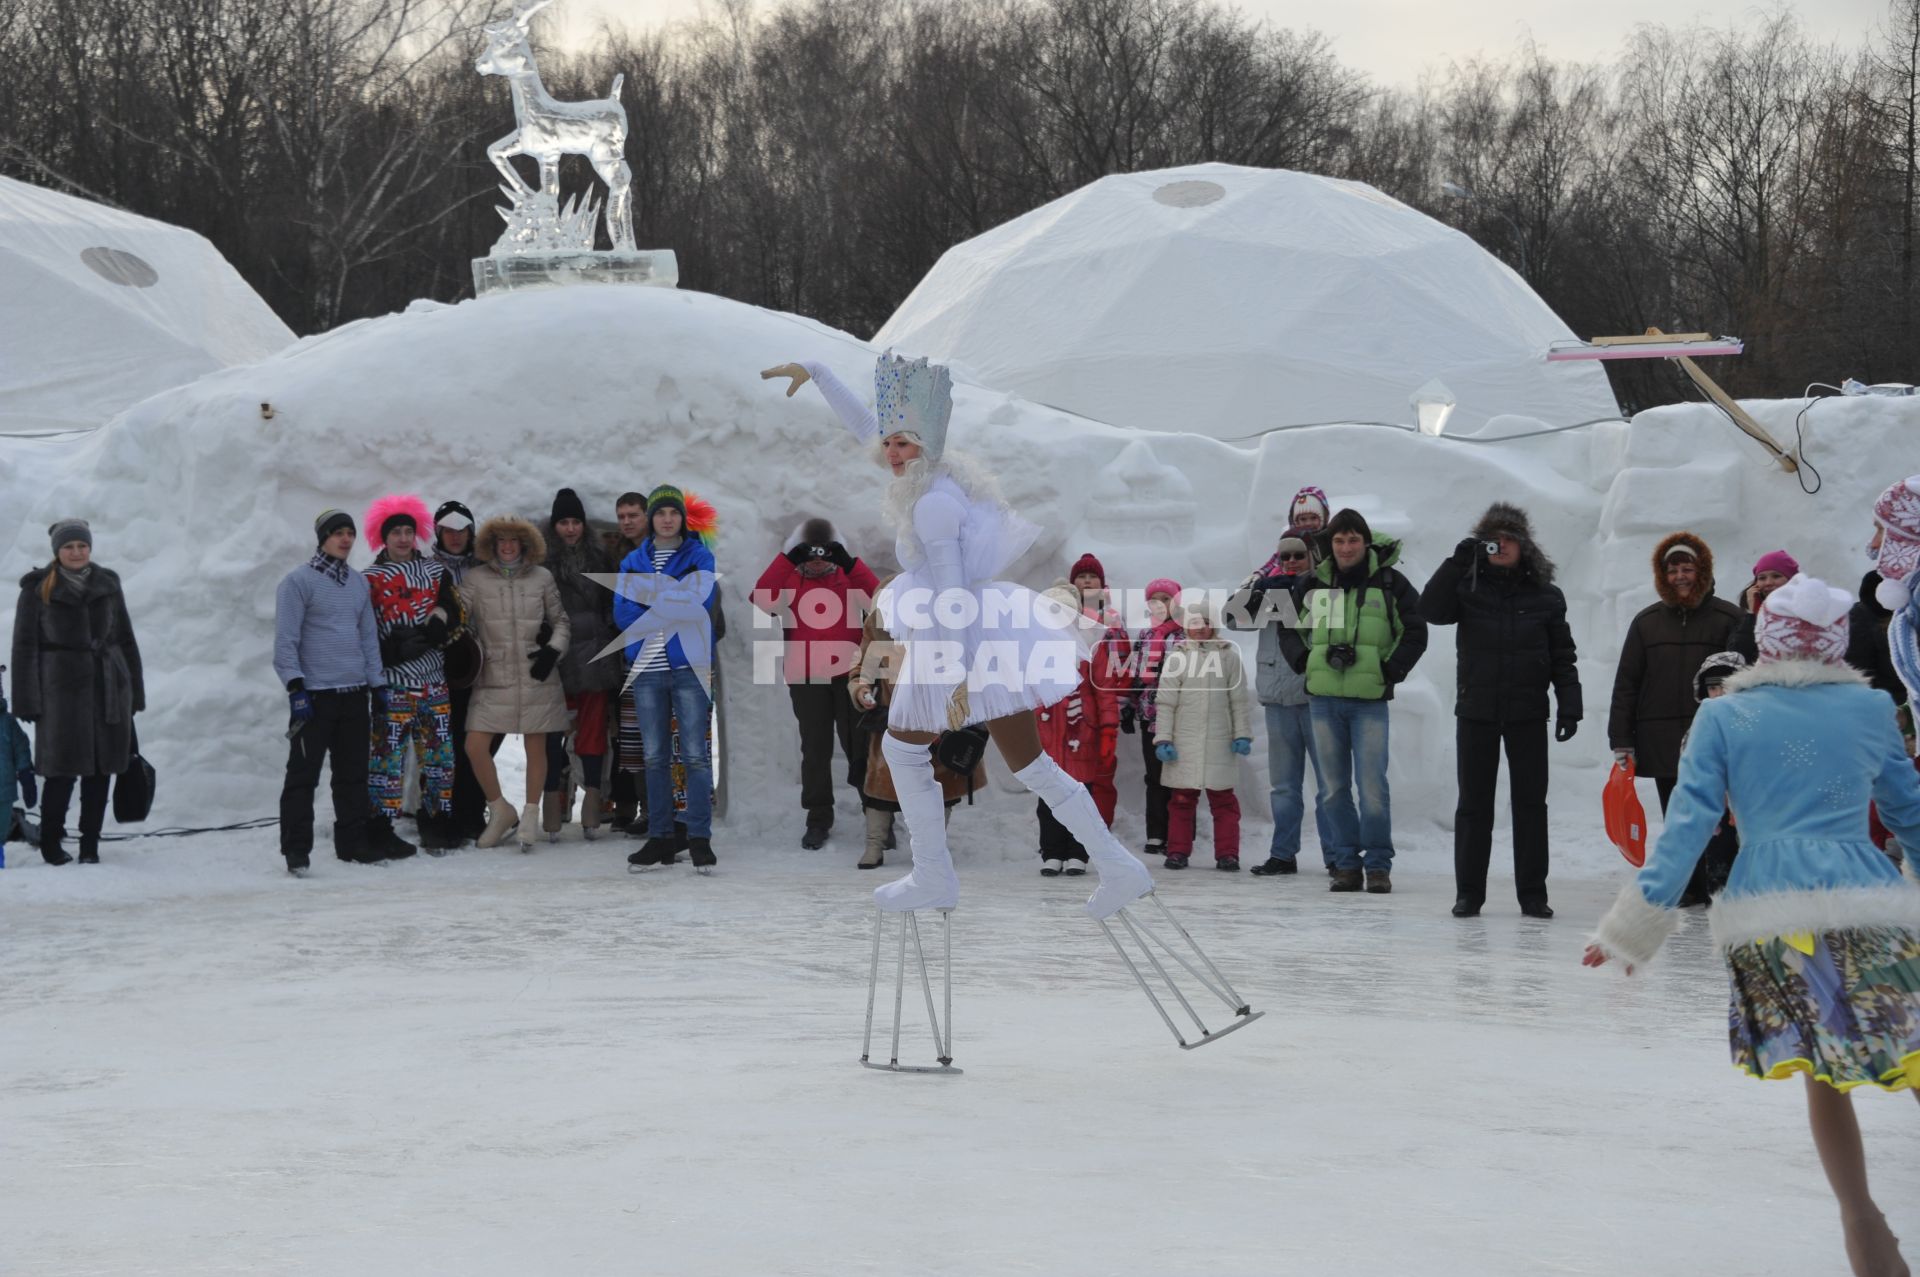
[369,682,452,817]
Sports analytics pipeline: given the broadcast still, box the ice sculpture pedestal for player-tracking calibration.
[472,249,679,297]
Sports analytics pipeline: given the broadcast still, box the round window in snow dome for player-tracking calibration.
[1152,179,1226,208]
[80,247,160,288]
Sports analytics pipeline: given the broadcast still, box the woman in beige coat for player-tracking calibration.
[1152,596,1254,870]
[465,515,571,849]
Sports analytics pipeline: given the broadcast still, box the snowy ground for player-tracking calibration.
[6,815,1915,1276]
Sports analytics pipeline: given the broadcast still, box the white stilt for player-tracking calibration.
[860,907,961,1074]
[1096,893,1263,1050]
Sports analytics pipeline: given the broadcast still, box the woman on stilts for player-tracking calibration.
[1585,570,1920,1277]
[761,355,1155,920]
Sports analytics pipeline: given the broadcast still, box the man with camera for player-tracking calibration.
[1278,508,1427,893]
[1420,503,1582,919]
[753,516,881,850]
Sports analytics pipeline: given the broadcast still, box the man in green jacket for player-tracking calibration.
[1278,508,1428,893]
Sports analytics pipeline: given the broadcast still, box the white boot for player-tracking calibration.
[518,801,539,851]
[581,787,604,841]
[874,734,959,912]
[477,797,519,849]
[1014,754,1152,919]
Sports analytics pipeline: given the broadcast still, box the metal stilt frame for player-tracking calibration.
[1096,892,1264,1049]
[861,907,961,1074]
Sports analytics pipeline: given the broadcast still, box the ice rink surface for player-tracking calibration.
[6,826,1915,1275]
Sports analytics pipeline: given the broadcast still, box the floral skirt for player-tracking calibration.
[1726,926,1920,1092]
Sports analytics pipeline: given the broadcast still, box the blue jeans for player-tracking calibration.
[1264,701,1331,864]
[632,666,713,838]
[1309,697,1392,872]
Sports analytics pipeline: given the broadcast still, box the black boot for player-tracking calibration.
[801,811,831,850]
[1451,897,1482,917]
[75,777,107,863]
[39,777,72,864]
[367,812,418,861]
[688,836,716,869]
[77,836,100,864]
[40,833,72,866]
[627,836,676,869]
[415,811,464,855]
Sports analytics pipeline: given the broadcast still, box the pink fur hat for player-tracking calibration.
[365,493,433,545]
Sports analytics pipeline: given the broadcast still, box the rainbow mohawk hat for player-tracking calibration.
[874,351,954,462]
[646,484,718,548]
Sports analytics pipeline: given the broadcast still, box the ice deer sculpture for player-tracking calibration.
[476,0,636,252]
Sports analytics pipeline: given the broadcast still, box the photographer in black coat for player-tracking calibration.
[1420,503,1581,919]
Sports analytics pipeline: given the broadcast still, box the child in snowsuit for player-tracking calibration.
[1152,597,1253,870]
[1127,577,1185,856]
[0,666,35,864]
[1033,573,1123,875]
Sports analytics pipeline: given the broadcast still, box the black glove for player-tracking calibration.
[785,544,813,566]
[424,614,449,646]
[535,619,553,647]
[380,626,434,668]
[1119,703,1137,735]
[1555,719,1579,743]
[1452,535,1481,568]
[826,541,856,572]
[529,645,561,682]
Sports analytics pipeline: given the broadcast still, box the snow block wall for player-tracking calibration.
[0,282,1910,865]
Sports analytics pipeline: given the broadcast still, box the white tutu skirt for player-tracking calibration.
[878,575,1098,733]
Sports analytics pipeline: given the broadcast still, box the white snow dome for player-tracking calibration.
[874,163,1622,440]
[0,175,295,434]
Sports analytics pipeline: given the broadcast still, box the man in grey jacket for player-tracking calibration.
[1227,535,1330,875]
[274,509,388,875]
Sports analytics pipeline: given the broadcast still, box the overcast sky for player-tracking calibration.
[555,0,1884,87]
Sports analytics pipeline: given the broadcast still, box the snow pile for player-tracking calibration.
[0,175,294,436]
[873,163,1621,440]
[0,281,1910,865]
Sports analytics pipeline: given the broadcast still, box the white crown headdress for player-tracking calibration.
[873,351,953,461]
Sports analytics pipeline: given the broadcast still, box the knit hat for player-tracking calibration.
[1069,552,1106,585]
[1692,650,1748,702]
[314,509,355,546]
[1751,549,1799,578]
[874,352,953,462]
[550,487,587,525]
[434,500,473,532]
[1872,476,1920,609]
[1289,485,1330,525]
[1144,577,1182,602]
[48,518,91,553]
[365,493,431,543]
[1756,574,1854,665]
[645,485,719,547]
[1274,536,1310,566]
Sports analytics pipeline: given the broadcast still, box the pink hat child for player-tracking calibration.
[1873,476,1920,610]
[1751,549,1799,579]
[1755,574,1854,665]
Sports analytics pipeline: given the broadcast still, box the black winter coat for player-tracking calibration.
[11,566,144,777]
[545,531,622,695]
[1606,595,1744,777]
[1419,557,1582,723]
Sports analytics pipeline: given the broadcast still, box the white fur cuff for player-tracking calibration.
[1591,883,1681,968]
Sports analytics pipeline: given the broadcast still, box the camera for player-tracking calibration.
[1326,643,1358,671]
[804,543,831,559]
[1482,540,1501,556]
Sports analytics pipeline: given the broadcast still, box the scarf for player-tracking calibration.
[308,552,350,586]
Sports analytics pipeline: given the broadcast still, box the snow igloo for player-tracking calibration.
[874,162,1622,440]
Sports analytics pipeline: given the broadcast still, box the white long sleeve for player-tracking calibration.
[800,360,879,444]
[913,488,971,663]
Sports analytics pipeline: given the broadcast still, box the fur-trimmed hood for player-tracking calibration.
[1471,502,1555,585]
[1651,531,1715,608]
[475,515,547,565]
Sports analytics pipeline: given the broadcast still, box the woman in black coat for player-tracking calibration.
[11,519,144,864]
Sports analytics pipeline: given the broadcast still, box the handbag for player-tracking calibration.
[933,725,991,804]
[113,723,157,824]
[1602,757,1646,867]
